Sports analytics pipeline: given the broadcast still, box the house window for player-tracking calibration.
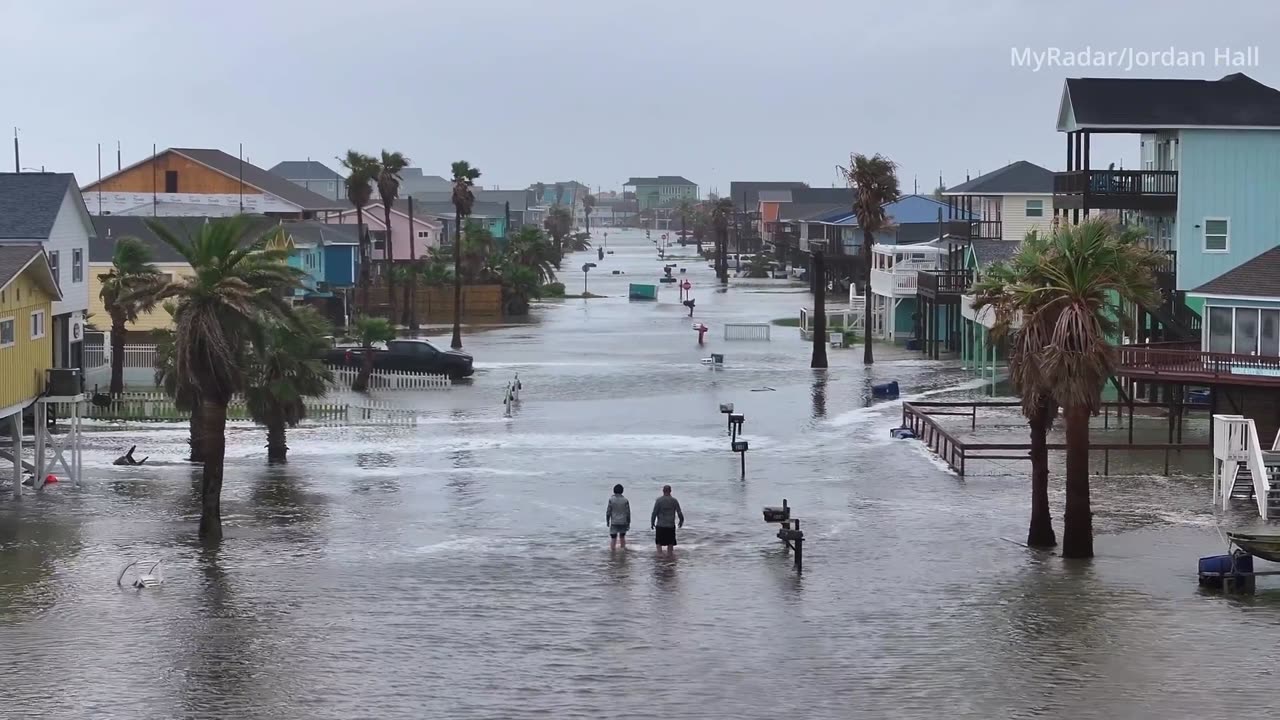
[165,170,179,193]
[30,310,45,340]
[1235,308,1259,355]
[1204,218,1229,252]
[72,248,83,283]
[1025,199,1044,217]
[48,251,59,286]
[1208,307,1232,353]
[418,231,429,238]
[1263,310,1280,356]
[0,317,13,348]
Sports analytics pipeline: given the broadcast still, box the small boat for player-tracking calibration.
[1227,531,1280,562]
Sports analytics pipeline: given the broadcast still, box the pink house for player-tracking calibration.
[324,201,444,261]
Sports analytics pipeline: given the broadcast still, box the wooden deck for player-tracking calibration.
[900,400,1208,477]
[1116,343,1280,387]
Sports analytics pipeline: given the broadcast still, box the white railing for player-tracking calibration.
[869,267,920,296]
[83,342,108,369]
[327,364,452,391]
[799,306,864,339]
[723,323,772,341]
[123,344,158,369]
[1213,414,1270,518]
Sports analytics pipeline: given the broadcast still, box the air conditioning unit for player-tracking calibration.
[45,368,82,397]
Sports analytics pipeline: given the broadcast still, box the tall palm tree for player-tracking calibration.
[844,153,901,365]
[350,315,396,393]
[449,160,482,349]
[992,219,1162,558]
[141,216,305,541]
[376,150,410,326]
[98,237,164,394]
[582,193,596,236]
[544,205,573,267]
[711,198,734,283]
[973,231,1060,549]
[245,307,334,462]
[340,151,379,315]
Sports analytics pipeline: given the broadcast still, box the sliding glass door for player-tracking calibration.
[1206,305,1280,355]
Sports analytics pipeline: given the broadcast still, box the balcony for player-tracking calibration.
[870,267,923,297]
[1116,342,1280,387]
[971,220,1002,241]
[1053,169,1177,213]
[917,269,973,300]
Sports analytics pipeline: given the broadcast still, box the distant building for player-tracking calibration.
[624,176,698,210]
[80,148,345,219]
[269,160,345,200]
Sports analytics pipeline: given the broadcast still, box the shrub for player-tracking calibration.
[541,282,566,298]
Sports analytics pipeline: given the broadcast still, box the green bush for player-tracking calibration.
[541,282,566,298]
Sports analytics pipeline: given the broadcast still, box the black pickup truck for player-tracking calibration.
[327,339,474,379]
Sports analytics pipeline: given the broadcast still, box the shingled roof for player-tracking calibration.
[269,160,343,181]
[0,173,77,239]
[1060,73,1280,130]
[1191,247,1280,298]
[624,176,696,186]
[944,161,1054,195]
[0,244,61,299]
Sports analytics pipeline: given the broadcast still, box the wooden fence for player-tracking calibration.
[365,284,504,319]
[56,392,417,425]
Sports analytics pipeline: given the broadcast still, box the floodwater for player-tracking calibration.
[1,229,1277,719]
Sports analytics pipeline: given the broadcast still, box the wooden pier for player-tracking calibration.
[900,400,1209,477]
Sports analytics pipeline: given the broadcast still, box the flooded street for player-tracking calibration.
[2,229,1277,719]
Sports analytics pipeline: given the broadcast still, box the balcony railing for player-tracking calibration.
[917,269,973,298]
[870,267,919,296]
[971,220,1002,240]
[1117,342,1280,385]
[1053,170,1178,212]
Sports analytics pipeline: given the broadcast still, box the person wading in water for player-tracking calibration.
[606,484,630,550]
[650,484,684,553]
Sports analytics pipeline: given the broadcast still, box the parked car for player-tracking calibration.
[326,339,474,379]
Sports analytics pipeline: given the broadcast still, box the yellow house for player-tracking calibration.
[0,245,61,419]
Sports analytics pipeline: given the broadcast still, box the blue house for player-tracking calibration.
[276,221,360,296]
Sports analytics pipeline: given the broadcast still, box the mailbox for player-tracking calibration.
[732,440,749,452]
[720,403,734,414]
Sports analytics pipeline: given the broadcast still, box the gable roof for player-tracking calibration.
[269,160,343,181]
[83,149,347,212]
[944,161,1054,195]
[779,203,847,222]
[1190,246,1280,298]
[730,181,809,208]
[624,176,696,187]
[0,244,62,300]
[1060,73,1280,131]
[882,194,975,224]
[0,173,77,239]
[88,215,277,264]
[282,221,360,248]
[790,188,854,204]
[967,239,1022,269]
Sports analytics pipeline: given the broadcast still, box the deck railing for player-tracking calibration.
[1053,170,1178,211]
[917,269,973,297]
[1117,343,1280,380]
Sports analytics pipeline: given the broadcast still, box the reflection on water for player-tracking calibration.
[0,230,1275,718]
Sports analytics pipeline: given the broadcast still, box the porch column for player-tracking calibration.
[10,412,21,500]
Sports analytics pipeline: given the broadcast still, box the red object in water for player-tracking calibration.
[694,323,708,344]
[45,475,57,485]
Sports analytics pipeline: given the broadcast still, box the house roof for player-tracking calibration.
[269,160,343,181]
[283,221,361,247]
[967,239,1022,268]
[83,149,347,212]
[730,181,809,209]
[0,244,62,299]
[410,189,530,211]
[624,176,696,187]
[944,161,1055,195]
[1191,246,1280,298]
[779,203,847,222]
[88,215,278,264]
[758,190,794,203]
[1060,73,1280,131]
[0,173,77,239]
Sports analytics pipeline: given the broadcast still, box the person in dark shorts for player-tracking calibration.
[650,484,684,552]
[606,484,631,550]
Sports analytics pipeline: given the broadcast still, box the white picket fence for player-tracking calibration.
[82,342,158,370]
[59,392,418,425]
[723,323,772,341]
[327,365,452,391]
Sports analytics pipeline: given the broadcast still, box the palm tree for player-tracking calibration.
[460,222,499,283]
[544,205,573,266]
[351,316,396,392]
[245,307,334,462]
[582,194,596,236]
[843,153,901,365]
[565,232,592,254]
[153,323,203,463]
[449,161,481,349]
[339,151,379,314]
[141,216,305,541]
[505,226,557,285]
[973,231,1060,549]
[532,182,546,205]
[98,237,164,394]
[392,264,415,326]
[376,150,410,326]
[811,244,828,369]
[988,219,1162,558]
[711,198,734,283]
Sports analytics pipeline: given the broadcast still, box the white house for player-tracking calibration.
[942,161,1056,243]
[0,172,94,369]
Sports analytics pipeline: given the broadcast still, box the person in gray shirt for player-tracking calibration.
[606,484,631,550]
[650,484,684,552]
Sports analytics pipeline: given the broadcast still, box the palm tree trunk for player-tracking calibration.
[811,249,828,369]
[266,415,288,463]
[1061,405,1094,558]
[451,212,464,349]
[862,229,875,365]
[109,316,126,395]
[1027,398,1057,548]
[356,206,370,314]
[354,347,374,392]
[384,204,397,326]
[198,396,227,542]
[188,401,206,463]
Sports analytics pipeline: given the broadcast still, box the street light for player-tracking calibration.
[582,262,597,294]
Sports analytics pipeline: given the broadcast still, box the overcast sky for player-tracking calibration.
[3,0,1277,194]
